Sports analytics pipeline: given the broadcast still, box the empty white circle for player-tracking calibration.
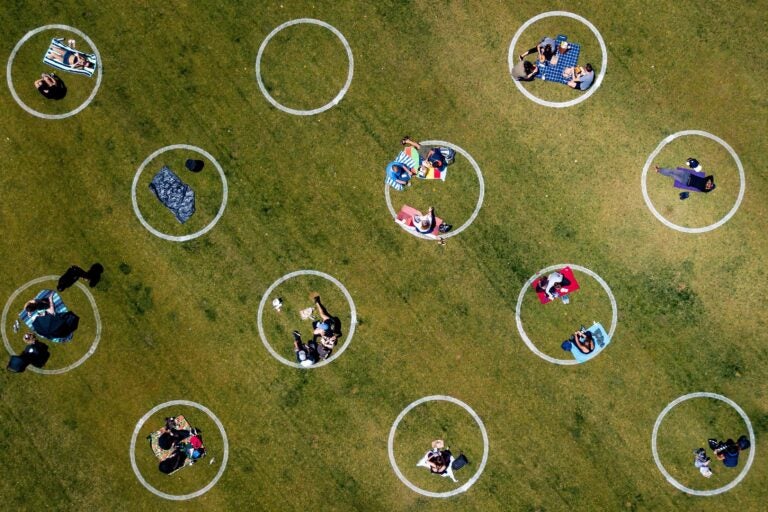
[1,275,101,375]
[507,11,607,108]
[384,140,484,240]
[129,400,229,501]
[257,270,356,368]
[388,395,489,498]
[255,18,354,115]
[640,130,746,233]
[515,264,617,365]
[651,392,755,496]
[6,24,103,119]
[131,144,228,242]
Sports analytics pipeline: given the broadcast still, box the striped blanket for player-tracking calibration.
[18,289,73,343]
[43,38,97,77]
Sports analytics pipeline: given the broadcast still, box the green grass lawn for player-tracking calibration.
[0,1,766,511]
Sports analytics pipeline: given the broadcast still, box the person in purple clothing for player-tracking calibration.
[654,164,715,192]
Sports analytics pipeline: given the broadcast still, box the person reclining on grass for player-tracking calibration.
[654,164,715,193]
[425,440,452,475]
[292,330,318,367]
[311,295,342,359]
[535,271,571,301]
[563,63,594,90]
[562,328,595,355]
[511,59,539,81]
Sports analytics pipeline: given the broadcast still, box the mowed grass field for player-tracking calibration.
[0,1,766,511]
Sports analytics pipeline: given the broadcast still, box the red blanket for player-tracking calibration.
[533,266,580,304]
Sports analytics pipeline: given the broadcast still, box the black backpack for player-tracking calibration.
[451,453,469,471]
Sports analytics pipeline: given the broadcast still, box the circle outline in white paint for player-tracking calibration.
[1,275,101,375]
[7,24,103,119]
[384,140,484,240]
[257,270,357,368]
[255,18,354,115]
[131,144,228,242]
[387,395,489,498]
[515,264,617,365]
[651,392,755,496]
[129,400,229,501]
[507,11,607,108]
[641,130,746,233]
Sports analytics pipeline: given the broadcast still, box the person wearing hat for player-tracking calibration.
[292,330,318,367]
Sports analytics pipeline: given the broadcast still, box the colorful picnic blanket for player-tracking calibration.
[567,322,611,363]
[43,38,97,77]
[533,267,580,304]
[537,41,581,85]
[18,289,73,343]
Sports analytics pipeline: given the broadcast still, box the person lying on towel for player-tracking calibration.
[47,39,94,72]
[654,162,715,193]
[562,328,595,355]
[535,271,571,301]
[387,162,416,188]
[401,136,448,177]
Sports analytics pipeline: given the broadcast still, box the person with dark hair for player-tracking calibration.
[563,328,595,355]
[25,296,54,314]
[401,136,449,177]
[519,36,556,63]
[311,295,342,359]
[710,437,749,468]
[511,59,539,81]
[292,330,318,367]
[158,417,191,450]
[564,63,595,90]
[535,271,572,301]
[655,164,715,193]
[33,73,67,99]
[693,447,713,477]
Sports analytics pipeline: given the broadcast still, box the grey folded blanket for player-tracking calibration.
[149,166,196,223]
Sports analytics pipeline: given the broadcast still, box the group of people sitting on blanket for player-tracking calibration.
[418,439,469,482]
[32,37,98,100]
[291,295,342,367]
[513,35,594,90]
[693,436,751,477]
[155,416,206,475]
[655,157,716,199]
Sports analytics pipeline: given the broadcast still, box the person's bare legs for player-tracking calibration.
[313,295,331,321]
[563,66,575,78]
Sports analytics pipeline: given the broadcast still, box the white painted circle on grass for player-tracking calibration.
[1,275,101,375]
[257,270,357,368]
[651,392,755,496]
[388,395,489,498]
[6,24,103,119]
[255,18,354,115]
[384,141,484,240]
[641,130,746,233]
[131,144,228,242]
[515,264,617,365]
[508,11,607,108]
[129,400,229,501]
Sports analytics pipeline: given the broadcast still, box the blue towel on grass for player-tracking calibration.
[569,322,610,363]
[149,166,196,223]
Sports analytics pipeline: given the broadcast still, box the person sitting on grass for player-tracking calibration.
[519,37,556,63]
[693,447,713,478]
[655,164,715,193]
[158,417,191,450]
[562,328,595,355]
[511,59,539,81]
[710,437,750,468]
[292,330,318,367]
[312,295,342,359]
[33,73,66,100]
[563,63,595,90]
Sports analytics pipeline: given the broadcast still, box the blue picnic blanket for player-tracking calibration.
[149,166,196,223]
[43,38,97,77]
[568,322,611,363]
[18,289,73,343]
[537,42,581,85]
